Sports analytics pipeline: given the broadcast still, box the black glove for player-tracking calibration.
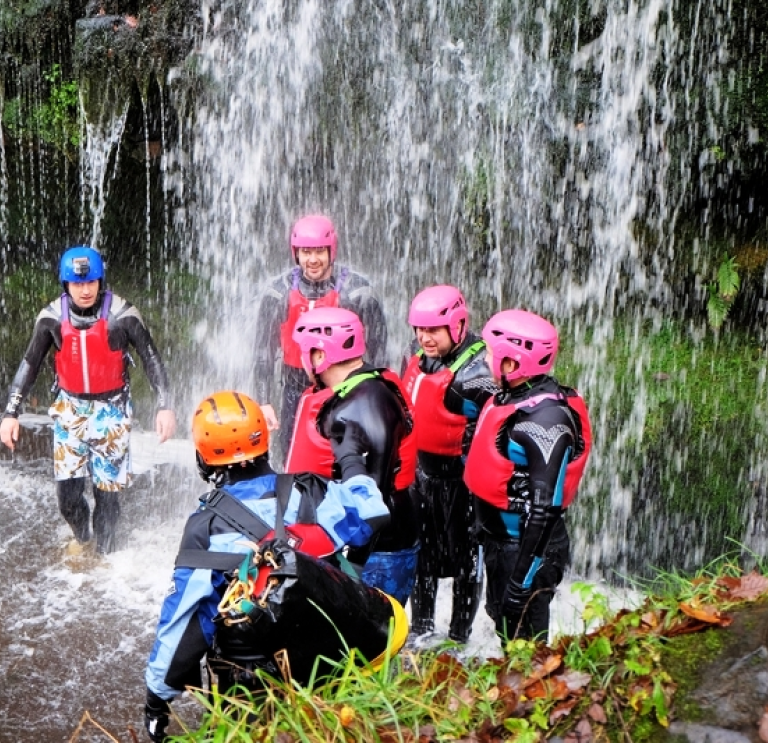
[144,689,170,743]
[331,421,370,481]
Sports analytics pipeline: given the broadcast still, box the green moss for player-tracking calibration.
[660,629,728,723]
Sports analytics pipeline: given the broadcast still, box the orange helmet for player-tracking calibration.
[192,391,269,466]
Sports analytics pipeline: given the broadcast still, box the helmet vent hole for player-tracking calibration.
[213,448,225,455]
[342,337,355,350]
[525,340,534,350]
[539,354,551,366]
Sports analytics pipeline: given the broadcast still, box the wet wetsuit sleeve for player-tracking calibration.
[112,301,173,410]
[506,406,575,589]
[3,309,58,418]
[252,279,287,403]
[441,344,498,456]
[343,274,389,367]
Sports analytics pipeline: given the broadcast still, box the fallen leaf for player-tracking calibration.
[729,572,768,601]
[564,717,592,742]
[679,601,726,624]
[587,702,607,723]
[549,696,579,723]
[759,710,768,743]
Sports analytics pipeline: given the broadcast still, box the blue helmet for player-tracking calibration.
[59,246,105,283]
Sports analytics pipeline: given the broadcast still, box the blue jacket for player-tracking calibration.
[145,472,388,700]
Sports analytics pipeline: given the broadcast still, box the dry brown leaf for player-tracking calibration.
[524,677,570,701]
[522,652,562,687]
[549,696,580,724]
[679,601,726,624]
[564,717,593,742]
[729,572,768,601]
[560,668,592,692]
[587,702,608,723]
[759,713,768,743]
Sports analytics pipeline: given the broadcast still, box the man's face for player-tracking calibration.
[296,247,332,282]
[415,326,454,358]
[67,280,100,309]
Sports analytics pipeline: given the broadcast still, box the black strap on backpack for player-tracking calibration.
[175,474,295,571]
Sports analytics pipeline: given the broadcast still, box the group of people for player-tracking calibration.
[0,216,592,743]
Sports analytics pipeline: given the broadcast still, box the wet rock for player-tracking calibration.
[664,604,768,742]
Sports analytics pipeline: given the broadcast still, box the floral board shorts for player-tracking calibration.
[49,390,133,492]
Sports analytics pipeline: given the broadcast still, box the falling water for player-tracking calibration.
[1,0,767,739]
[171,0,750,578]
[79,79,130,249]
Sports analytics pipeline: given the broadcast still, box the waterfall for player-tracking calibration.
[168,0,754,578]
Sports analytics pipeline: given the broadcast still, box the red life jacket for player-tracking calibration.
[401,341,485,457]
[55,292,125,395]
[279,268,348,368]
[464,388,592,510]
[284,369,417,490]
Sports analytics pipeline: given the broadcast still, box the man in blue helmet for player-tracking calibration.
[0,246,177,554]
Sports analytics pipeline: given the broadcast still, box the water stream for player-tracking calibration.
[0,0,766,739]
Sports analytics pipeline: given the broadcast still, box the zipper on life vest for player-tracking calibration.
[79,329,90,393]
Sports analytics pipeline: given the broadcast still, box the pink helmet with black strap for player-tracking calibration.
[482,309,559,383]
[290,215,338,262]
[292,307,366,375]
[408,284,468,344]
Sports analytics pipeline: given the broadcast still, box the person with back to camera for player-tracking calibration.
[252,215,388,464]
[285,306,420,605]
[144,390,406,743]
[0,245,176,554]
[463,310,592,642]
[400,285,498,646]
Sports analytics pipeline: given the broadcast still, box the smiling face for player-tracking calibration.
[296,246,333,282]
[67,280,100,310]
[415,326,454,358]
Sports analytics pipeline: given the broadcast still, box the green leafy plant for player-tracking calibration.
[37,63,81,152]
[706,254,740,330]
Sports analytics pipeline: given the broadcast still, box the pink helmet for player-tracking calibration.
[292,307,366,375]
[482,309,559,383]
[408,285,468,344]
[290,215,338,262]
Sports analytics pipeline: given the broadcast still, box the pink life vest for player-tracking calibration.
[464,388,592,510]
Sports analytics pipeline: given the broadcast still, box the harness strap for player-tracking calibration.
[174,474,295,571]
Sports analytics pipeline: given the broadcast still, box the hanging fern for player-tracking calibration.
[706,255,740,330]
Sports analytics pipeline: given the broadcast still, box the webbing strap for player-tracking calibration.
[174,475,295,571]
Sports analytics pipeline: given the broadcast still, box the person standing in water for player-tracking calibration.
[400,285,498,645]
[0,246,176,554]
[286,306,420,605]
[252,215,388,464]
[464,309,591,641]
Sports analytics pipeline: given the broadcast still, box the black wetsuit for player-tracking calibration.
[474,375,582,640]
[2,291,172,553]
[316,363,418,557]
[252,266,388,464]
[402,333,498,643]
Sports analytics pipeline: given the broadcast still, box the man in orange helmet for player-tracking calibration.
[144,391,404,743]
